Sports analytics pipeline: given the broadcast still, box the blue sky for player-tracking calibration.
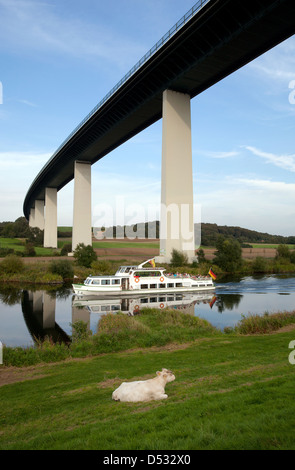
[0,0,295,236]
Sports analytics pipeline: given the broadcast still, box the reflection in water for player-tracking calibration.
[214,294,243,313]
[72,292,216,323]
[19,290,217,344]
[2,274,295,347]
[21,290,71,344]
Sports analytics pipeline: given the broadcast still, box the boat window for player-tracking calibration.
[167,283,174,288]
[111,305,120,311]
[159,283,166,289]
[101,279,110,285]
[133,271,162,277]
[150,297,157,302]
[141,284,148,289]
[176,283,182,287]
[150,284,157,289]
[112,279,120,285]
[140,298,149,303]
[92,279,100,285]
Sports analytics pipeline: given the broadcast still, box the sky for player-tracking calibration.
[0,0,295,237]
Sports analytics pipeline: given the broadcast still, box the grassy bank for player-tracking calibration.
[1,310,295,450]
[0,255,295,285]
[2,308,295,367]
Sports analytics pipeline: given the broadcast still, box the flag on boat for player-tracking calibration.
[138,258,156,268]
[208,268,217,280]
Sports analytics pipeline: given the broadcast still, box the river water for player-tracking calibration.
[0,274,295,348]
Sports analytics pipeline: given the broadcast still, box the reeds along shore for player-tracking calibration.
[2,308,295,367]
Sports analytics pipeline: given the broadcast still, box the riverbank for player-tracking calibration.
[0,254,295,285]
[1,312,295,450]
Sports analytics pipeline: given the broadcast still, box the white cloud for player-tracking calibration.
[234,177,295,193]
[245,146,295,172]
[0,151,51,170]
[249,37,295,83]
[200,150,239,159]
[18,99,38,107]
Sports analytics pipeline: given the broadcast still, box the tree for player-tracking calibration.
[73,243,97,267]
[276,244,291,260]
[170,248,188,267]
[196,248,206,264]
[49,259,74,280]
[27,227,44,246]
[213,236,242,272]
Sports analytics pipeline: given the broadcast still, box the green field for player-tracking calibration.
[1,326,295,450]
[0,238,54,256]
[92,240,159,249]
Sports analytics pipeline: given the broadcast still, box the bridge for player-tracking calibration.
[23,0,295,262]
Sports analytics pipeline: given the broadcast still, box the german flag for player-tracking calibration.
[208,268,217,280]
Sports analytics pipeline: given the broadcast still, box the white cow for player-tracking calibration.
[112,368,175,402]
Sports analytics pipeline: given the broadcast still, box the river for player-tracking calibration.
[0,273,295,347]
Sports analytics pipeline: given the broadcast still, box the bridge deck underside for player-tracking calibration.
[24,0,295,219]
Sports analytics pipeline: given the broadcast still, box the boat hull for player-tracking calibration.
[72,283,215,297]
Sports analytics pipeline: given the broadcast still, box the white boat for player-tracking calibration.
[72,259,215,297]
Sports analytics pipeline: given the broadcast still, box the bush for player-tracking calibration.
[170,248,188,267]
[70,320,92,342]
[60,243,72,256]
[24,242,36,257]
[196,248,206,264]
[276,244,291,259]
[49,259,74,280]
[91,259,112,274]
[252,256,268,273]
[0,254,25,274]
[0,248,14,257]
[74,243,97,267]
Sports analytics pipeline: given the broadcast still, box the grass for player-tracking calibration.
[0,237,57,256]
[1,316,295,450]
[92,240,159,249]
[250,244,295,249]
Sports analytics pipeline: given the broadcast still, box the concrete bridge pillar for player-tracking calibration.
[72,161,92,252]
[34,200,45,230]
[44,187,57,248]
[29,208,35,228]
[156,89,195,264]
